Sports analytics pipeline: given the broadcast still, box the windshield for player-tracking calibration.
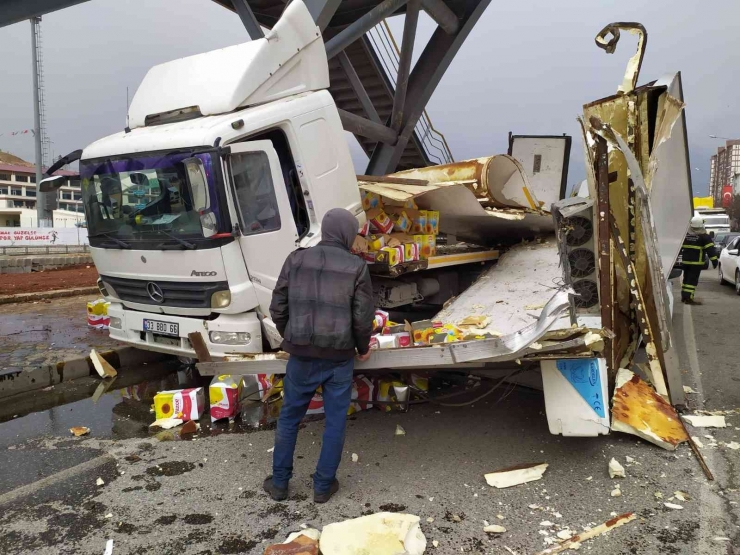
[79,149,228,249]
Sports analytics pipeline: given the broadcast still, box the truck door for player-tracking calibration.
[226,141,299,315]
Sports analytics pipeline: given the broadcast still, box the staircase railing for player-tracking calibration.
[366,20,454,166]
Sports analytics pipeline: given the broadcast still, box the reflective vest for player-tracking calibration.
[681,231,717,265]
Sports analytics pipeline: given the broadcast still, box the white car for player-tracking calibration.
[718,236,740,294]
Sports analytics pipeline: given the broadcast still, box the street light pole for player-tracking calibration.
[31,17,51,228]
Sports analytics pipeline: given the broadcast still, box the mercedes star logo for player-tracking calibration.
[146,282,164,303]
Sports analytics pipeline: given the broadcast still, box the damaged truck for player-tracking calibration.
[41,6,692,439]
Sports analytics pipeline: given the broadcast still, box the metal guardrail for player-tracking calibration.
[367,21,454,166]
[0,245,90,256]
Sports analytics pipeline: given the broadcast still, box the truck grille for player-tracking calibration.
[101,275,228,309]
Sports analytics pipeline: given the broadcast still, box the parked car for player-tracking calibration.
[713,232,740,254]
[717,236,740,294]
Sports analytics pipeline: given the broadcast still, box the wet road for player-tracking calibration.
[0,294,122,372]
[0,273,737,554]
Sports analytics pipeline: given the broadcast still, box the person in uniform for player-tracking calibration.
[680,216,718,305]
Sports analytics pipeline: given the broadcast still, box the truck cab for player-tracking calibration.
[75,1,362,358]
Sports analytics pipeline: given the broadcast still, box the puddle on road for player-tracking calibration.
[0,363,288,449]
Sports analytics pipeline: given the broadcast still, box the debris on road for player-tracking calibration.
[610,487,622,497]
[683,385,697,394]
[484,462,548,488]
[483,524,506,534]
[395,424,406,436]
[556,530,573,540]
[726,441,740,450]
[691,436,704,448]
[611,369,688,451]
[608,458,626,478]
[432,540,439,548]
[663,502,683,510]
[153,387,205,421]
[90,349,117,379]
[69,426,90,437]
[180,420,198,435]
[534,512,636,555]
[96,477,105,487]
[673,491,689,502]
[209,374,243,422]
[351,453,359,463]
[264,529,320,555]
[149,418,184,430]
[103,539,114,555]
[682,414,727,428]
[319,512,426,555]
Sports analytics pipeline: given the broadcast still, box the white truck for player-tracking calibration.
[694,208,730,235]
[41,5,691,436]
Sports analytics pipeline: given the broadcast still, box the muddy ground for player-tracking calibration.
[0,264,99,295]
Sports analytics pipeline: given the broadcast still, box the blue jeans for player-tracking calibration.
[272,356,354,494]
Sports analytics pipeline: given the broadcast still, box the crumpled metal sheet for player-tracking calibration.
[611,368,688,450]
[594,22,647,95]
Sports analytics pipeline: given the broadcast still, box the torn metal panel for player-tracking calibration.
[357,178,553,246]
[594,22,647,95]
[434,239,567,337]
[390,155,542,210]
[611,368,688,450]
[197,287,590,376]
[646,74,693,279]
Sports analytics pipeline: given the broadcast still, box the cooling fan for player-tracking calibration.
[568,248,596,278]
[564,216,593,247]
[572,279,599,308]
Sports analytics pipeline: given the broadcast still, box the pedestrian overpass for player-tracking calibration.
[1,0,492,174]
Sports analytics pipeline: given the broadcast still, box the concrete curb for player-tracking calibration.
[0,347,171,399]
[0,286,100,305]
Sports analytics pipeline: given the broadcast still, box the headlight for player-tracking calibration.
[109,316,122,329]
[210,290,231,308]
[209,331,251,345]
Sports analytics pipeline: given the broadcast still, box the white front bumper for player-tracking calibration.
[107,303,263,359]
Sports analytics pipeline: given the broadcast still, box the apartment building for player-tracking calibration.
[0,153,82,227]
[709,140,740,207]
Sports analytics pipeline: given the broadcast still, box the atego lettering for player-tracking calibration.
[191,270,217,277]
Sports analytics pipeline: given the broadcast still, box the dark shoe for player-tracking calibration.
[314,479,339,504]
[685,298,703,305]
[263,475,288,501]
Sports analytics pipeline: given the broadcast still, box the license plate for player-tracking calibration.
[143,319,179,337]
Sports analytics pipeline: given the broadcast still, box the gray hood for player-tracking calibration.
[321,208,358,250]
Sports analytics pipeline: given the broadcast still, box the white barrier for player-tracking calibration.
[0,227,89,247]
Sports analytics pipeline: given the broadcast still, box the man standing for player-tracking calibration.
[680,216,718,305]
[264,208,374,503]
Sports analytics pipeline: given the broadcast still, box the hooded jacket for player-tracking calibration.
[269,208,374,360]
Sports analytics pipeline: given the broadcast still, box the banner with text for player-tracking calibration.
[0,227,89,247]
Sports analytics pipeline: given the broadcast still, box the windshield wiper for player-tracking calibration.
[91,232,131,249]
[155,230,196,250]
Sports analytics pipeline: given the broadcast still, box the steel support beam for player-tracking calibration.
[231,0,265,40]
[391,0,421,132]
[421,0,459,34]
[338,109,398,145]
[337,52,382,125]
[325,0,409,60]
[366,0,492,175]
[0,0,89,28]
[304,0,342,31]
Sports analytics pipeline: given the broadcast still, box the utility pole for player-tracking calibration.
[31,16,52,227]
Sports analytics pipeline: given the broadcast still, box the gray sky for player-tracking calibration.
[1,0,739,195]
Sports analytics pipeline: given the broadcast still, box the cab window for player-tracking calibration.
[231,151,281,236]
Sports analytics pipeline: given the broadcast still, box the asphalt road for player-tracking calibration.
[0,270,738,554]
